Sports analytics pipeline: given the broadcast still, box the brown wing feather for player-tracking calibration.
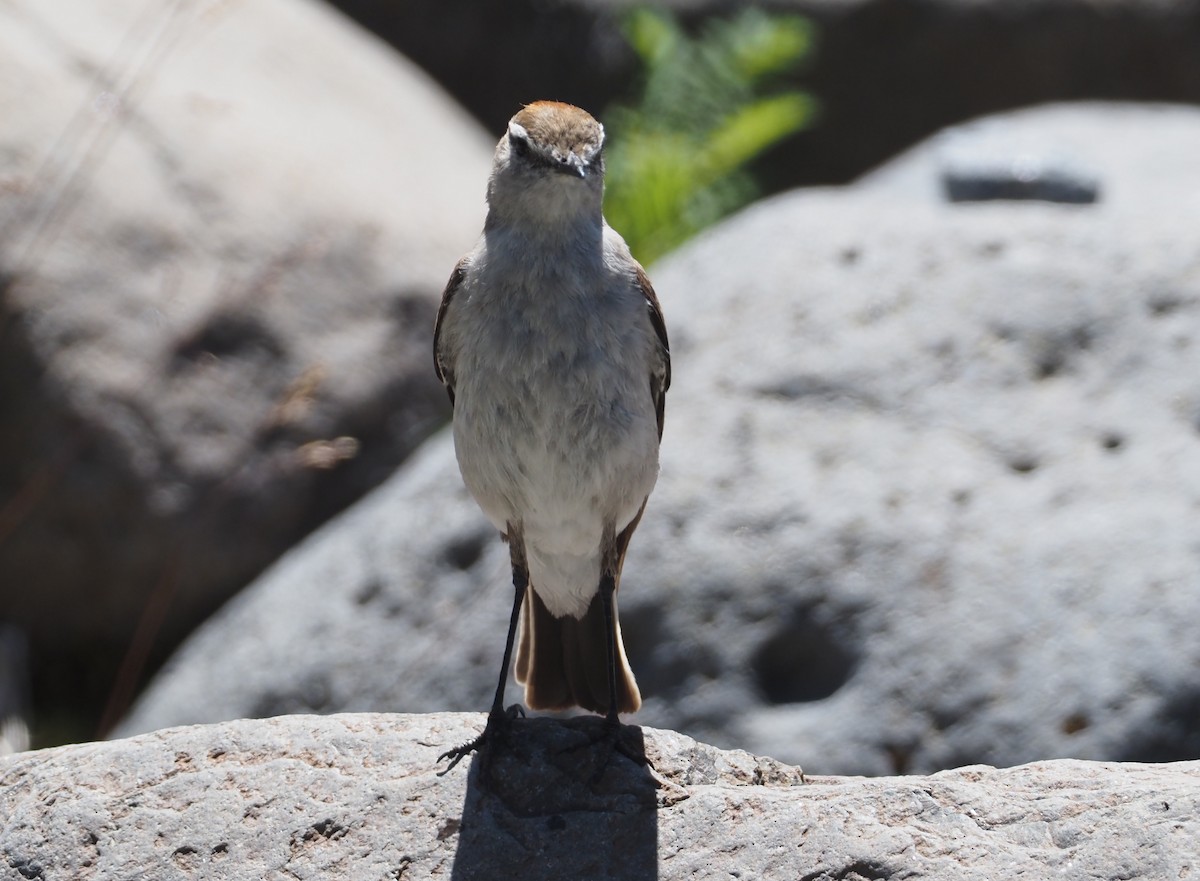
[433,258,468,406]
[635,264,670,440]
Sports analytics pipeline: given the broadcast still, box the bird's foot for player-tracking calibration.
[602,716,650,780]
[437,703,524,775]
[562,714,648,782]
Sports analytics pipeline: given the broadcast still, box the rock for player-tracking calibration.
[116,102,1200,776]
[0,0,490,738]
[859,102,1200,210]
[328,0,1200,188]
[3,713,1198,880]
[940,148,1101,204]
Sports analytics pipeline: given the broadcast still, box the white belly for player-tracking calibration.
[451,329,659,619]
[451,362,657,619]
[444,227,664,619]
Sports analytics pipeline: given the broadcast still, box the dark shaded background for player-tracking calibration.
[331,0,1200,188]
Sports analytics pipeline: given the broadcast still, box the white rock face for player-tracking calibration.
[3,713,1198,880]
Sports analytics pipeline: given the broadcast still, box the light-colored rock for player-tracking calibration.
[116,103,1200,777]
[0,0,490,733]
[3,714,1198,880]
[858,102,1200,210]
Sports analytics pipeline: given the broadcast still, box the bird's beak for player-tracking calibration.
[564,152,588,178]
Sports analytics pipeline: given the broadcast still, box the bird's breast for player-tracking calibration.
[449,273,659,534]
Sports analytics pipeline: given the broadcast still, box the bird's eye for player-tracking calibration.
[509,132,530,157]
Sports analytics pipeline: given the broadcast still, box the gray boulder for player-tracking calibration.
[118,102,1200,775]
[0,0,490,736]
[859,101,1200,210]
[5,713,1199,880]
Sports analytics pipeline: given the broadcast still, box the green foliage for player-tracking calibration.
[603,7,817,265]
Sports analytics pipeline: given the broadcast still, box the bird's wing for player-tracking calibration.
[635,265,670,440]
[433,257,469,407]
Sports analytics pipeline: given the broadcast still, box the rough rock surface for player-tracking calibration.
[859,102,1200,211]
[4,713,1198,880]
[0,0,489,735]
[330,0,1200,188]
[118,103,1200,775]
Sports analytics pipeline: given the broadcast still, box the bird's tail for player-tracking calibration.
[514,582,641,715]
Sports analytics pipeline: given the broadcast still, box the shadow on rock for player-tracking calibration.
[450,716,658,880]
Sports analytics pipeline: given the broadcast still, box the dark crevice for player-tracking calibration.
[1007,455,1039,475]
[800,860,896,881]
[752,603,860,705]
[170,312,285,371]
[442,529,491,571]
[1116,688,1200,762]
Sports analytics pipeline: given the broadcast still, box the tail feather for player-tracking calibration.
[515,586,641,715]
[515,588,533,686]
[514,503,648,715]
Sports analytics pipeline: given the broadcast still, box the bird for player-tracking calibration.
[433,101,670,771]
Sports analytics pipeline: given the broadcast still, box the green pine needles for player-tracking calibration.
[603,8,817,265]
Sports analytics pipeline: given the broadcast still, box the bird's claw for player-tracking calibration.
[436,704,524,775]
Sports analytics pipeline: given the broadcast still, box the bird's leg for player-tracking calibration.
[599,565,620,728]
[438,525,529,774]
[584,524,646,780]
[596,520,634,734]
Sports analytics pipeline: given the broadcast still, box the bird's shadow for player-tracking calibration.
[449,715,659,880]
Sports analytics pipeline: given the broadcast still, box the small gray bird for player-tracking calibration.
[434,101,670,769]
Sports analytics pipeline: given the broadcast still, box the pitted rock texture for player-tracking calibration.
[4,714,1198,880]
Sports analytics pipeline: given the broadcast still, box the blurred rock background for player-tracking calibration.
[3,0,1200,771]
[0,0,489,746]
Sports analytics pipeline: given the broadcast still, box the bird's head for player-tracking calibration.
[487,101,606,228]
